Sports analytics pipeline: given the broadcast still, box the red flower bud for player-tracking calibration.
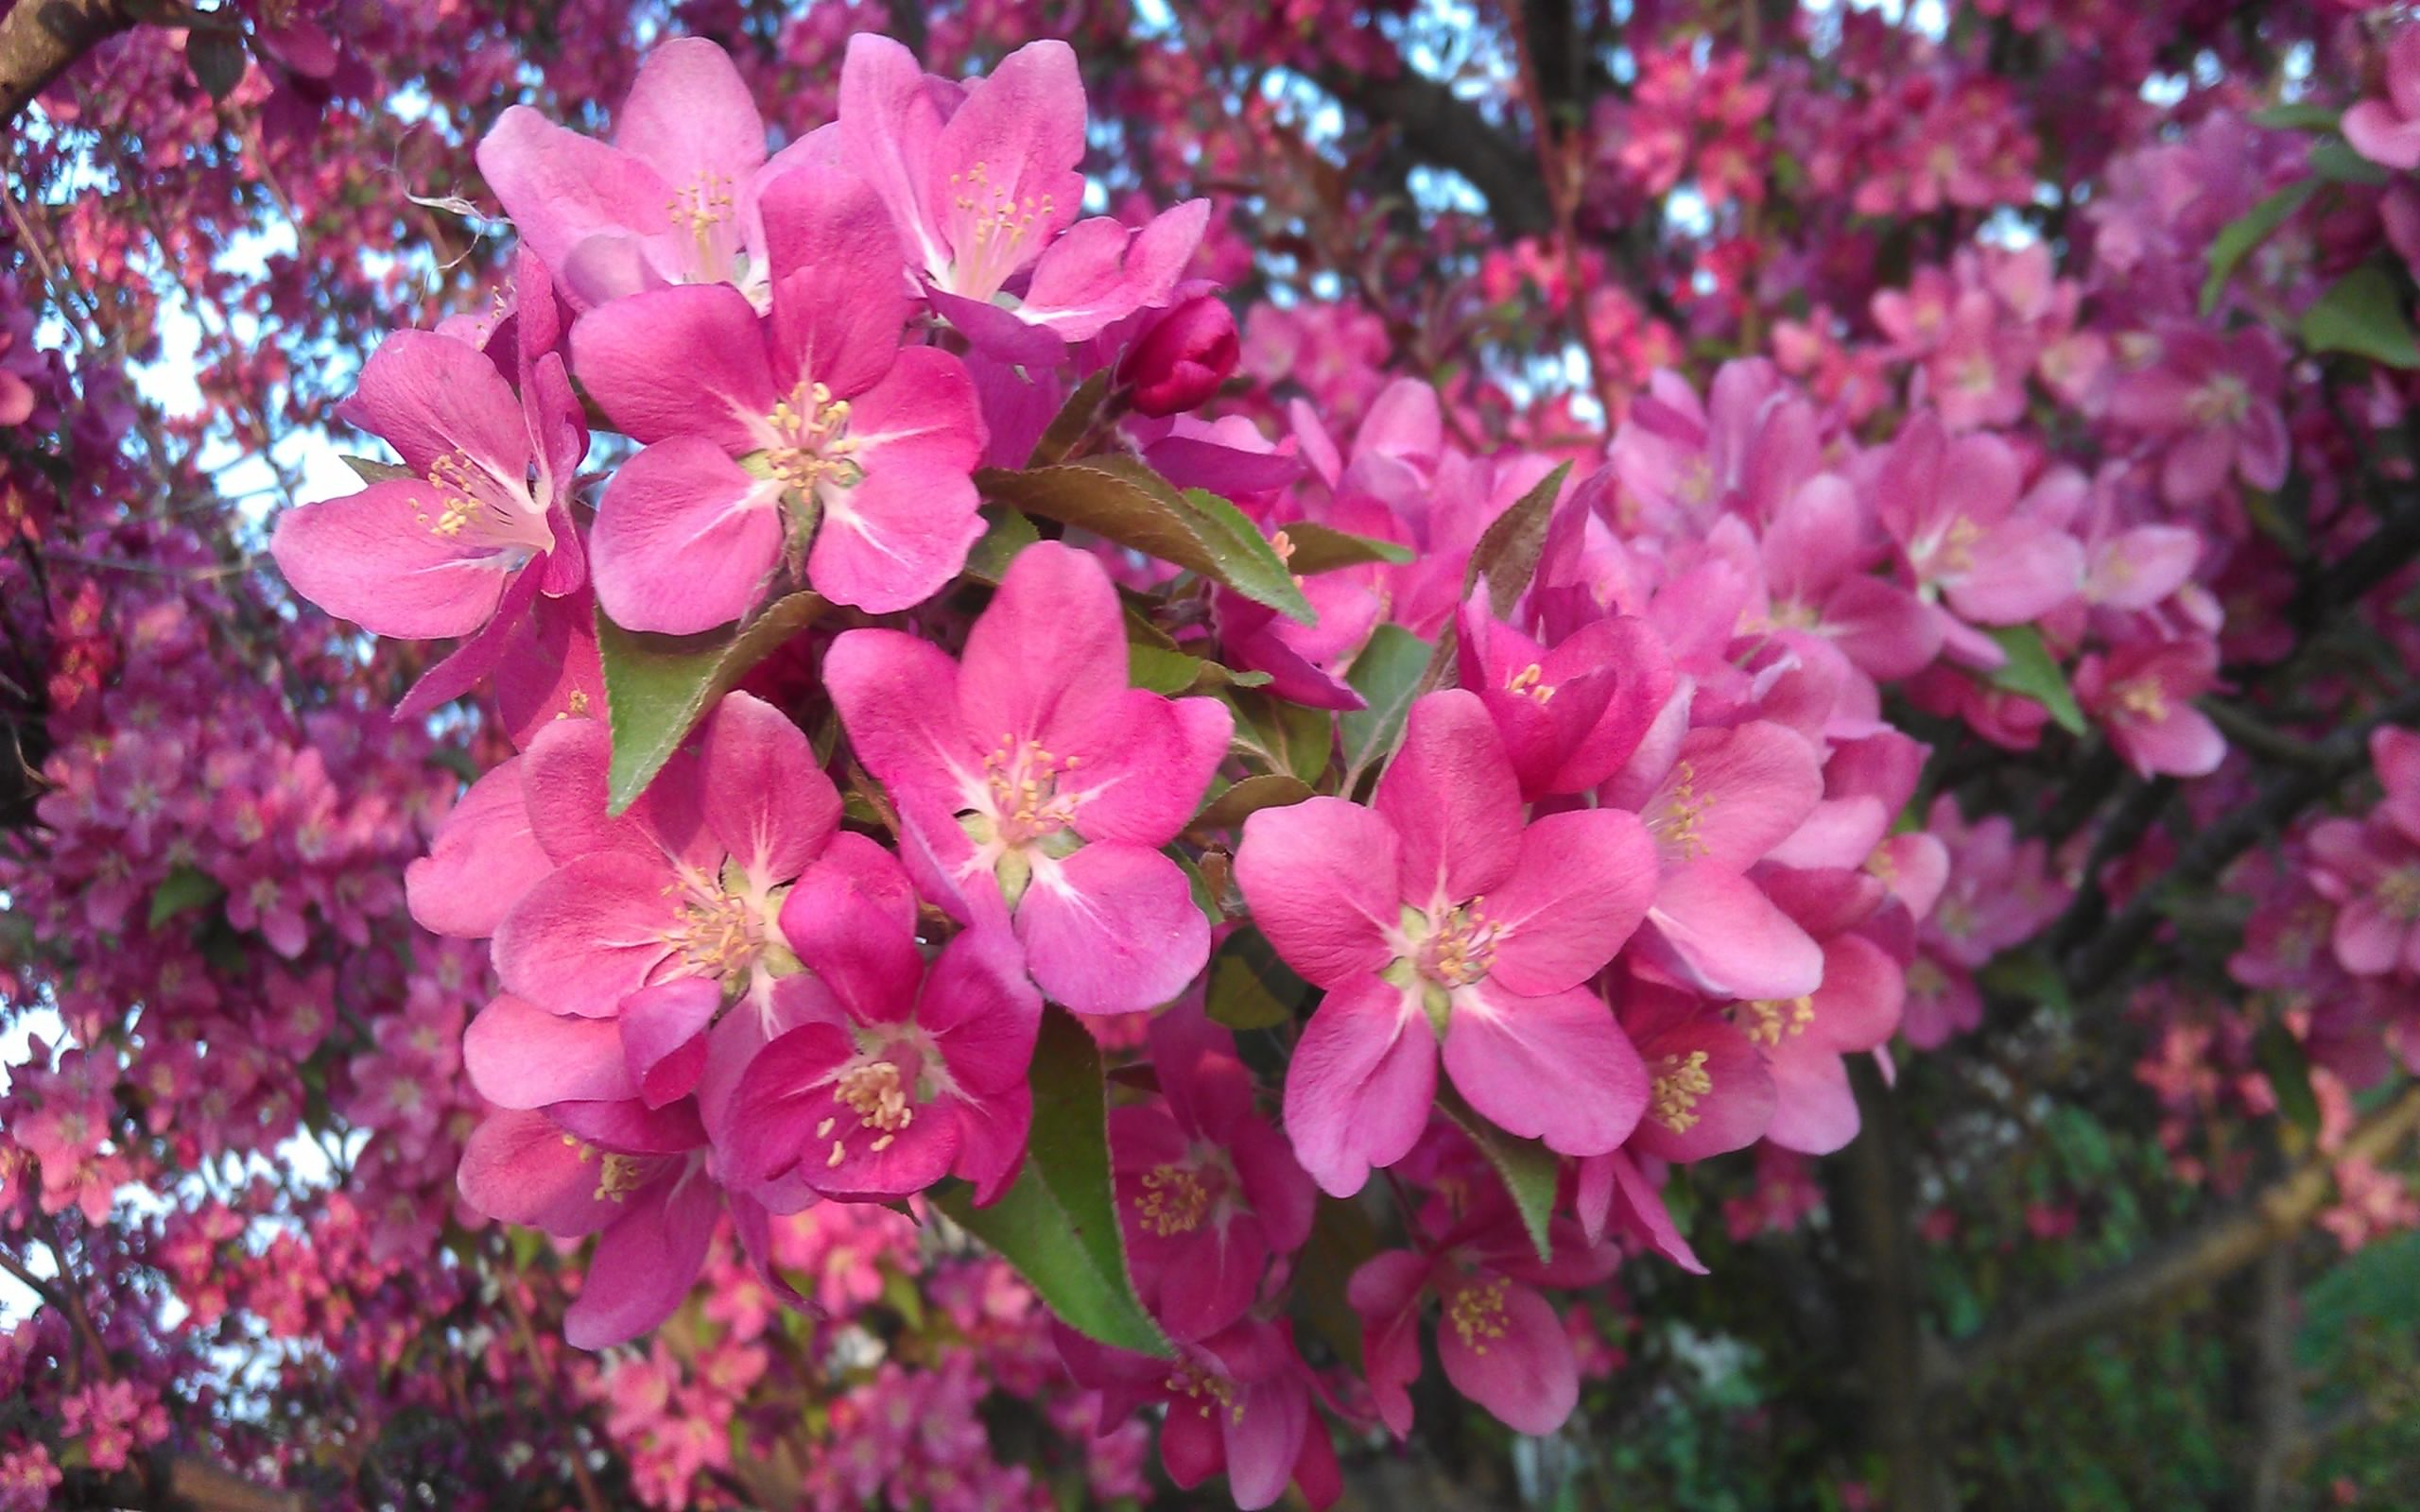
[1119,295,1239,418]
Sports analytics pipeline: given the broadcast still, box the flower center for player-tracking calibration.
[1135,1163,1212,1237]
[666,877,762,979]
[666,169,738,281]
[595,1154,648,1203]
[414,446,551,556]
[1653,758,1715,861]
[1935,514,1983,574]
[982,734,1082,848]
[2114,675,2169,722]
[2380,866,2420,923]
[1416,902,1500,989]
[1504,662,1556,705]
[764,381,865,494]
[1444,1275,1511,1355]
[945,160,1053,301]
[1648,1050,1714,1133]
[2188,372,2250,428]
[1739,995,1816,1048]
[1164,1363,1242,1423]
[816,1058,916,1169]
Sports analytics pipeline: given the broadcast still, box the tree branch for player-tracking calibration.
[1932,1083,2420,1386]
[0,0,134,127]
[1320,65,1552,237]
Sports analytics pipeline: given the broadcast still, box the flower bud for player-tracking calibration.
[1119,295,1239,418]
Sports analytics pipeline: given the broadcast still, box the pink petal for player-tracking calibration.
[611,37,767,195]
[821,627,981,816]
[563,1163,721,1349]
[1642,863,1824,1001]
[1234,797,1404,990]
[807,347,987,612]
[620,976,720,1108]
[591,438,784,635]
[270,479,511,640]
[1018,844,1209,1015]
[1436,1276,1576,1435]
[464,994,638,1108]
[1063,691,1233,848]
[492,850,679,1017]
[337,329,528,476]
[925,39,1087,282]
[1641,721,1824,871]
[1282,976,1436,1197]
[759,169,913,399]
[458,1108,621,1236]
[1483,808,1659,996]
[837,33,953,277]
[1017,201,1211,341]
[957,540,1129,753]
[569,283,775,450]
[476,107,672,296]
[698,691,839,884]
[406,756,552,938]
[1376,690,1524,910]
[919,923,1045,1095]
[1445,983,1646,1158]
[780,833,925,1021]
[1627,1013,1773,1162]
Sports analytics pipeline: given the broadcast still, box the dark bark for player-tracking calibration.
[0,0,133,126]
[1838,1059,1954,1512]
[1321,65,1553,237]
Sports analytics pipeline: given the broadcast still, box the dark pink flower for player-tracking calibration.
[1236,690,1659,1195]
[574,164,984,628]
[2074,637,2227,779]
[1120,293,1240,417]
[822,541,1231,1015]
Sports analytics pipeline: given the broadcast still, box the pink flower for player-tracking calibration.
[490,692,841,1018]
[573,163,985,629]
[726,845,1041,1204]
[1348,1187,1616,1436]
[1236,690,1659,1196]
[838,34,1209,362]
[2346,27,2420,171]
[270,250,586,662]
[1454,585,1675,799]
[2309,728,2420,977]
[1055,1319,1340,1511]
[476,38,814,310]
[1872,416,2083,661]
[2105,326,2290,505]
[822,541,1231,1015]
[2074,637,2227,778]
[1113,1003,1316,1339]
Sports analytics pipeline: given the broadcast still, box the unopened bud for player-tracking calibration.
[1119,295,1239,418]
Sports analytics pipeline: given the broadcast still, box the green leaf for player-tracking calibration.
[963,505,1039,584]
[1028,369,1115,467]
[341,454,415,486]
[1292,1194,1379,1370]
[2298,264,2420,369]
[147,866,223,930]
[1980,624,2087,737]
[1280,521,1414,574]
[1190,772,1312,833]
[2308,138,2391,186]
[597,592,828,814]
[1438,1085,1558,1263]
[1224,688,1332,783]
[977,458,1314,624]
[1126,644,1272,696]
[2251,101,2342,132]
[1467,460,1572,619]
[1978,950,2074,1016]
[1337,625,1434,789]
[2253,1022,2321,1133]
[931,1005,1170,1356]
[2202,179,2319,317]
[1203,925,1315,1031]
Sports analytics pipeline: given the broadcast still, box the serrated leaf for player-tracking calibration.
[341,454,416,486]
[1280,521,1414,574]
[1338,624,1434,789]
[1203,925,1313,1031]
[1468,460,1572,619]
[963,505,1038,583]
[188,29,246,101]
[2299,264,2420,369]
[1292,1194,1379,1371]
[1225,688,1332,783]
[2202,179,2319,317]
[597,593,828,814]
[1980,624,2087,737]
[1028,369,1115,467]
[977,458,1313,624]
[1438,1085,1558,1263]
[147,865,223,930]
[1126,644,1271,696]
[1191,773,1312,833]
[930,1005,1170,1356]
